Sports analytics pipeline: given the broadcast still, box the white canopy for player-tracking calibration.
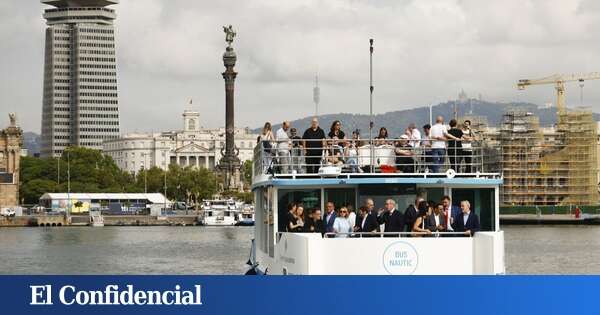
[39,193,171,204]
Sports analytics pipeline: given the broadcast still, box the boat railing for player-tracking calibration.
[276,231,472,239]
[323,231,472,238]
[253,138,501,179]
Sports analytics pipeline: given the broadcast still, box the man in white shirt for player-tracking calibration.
[407,123,421,148]
[429,115,458,173]
[276,121,291,173]
[426,203,446,236]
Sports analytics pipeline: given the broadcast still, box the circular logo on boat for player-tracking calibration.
[382,241,419,275]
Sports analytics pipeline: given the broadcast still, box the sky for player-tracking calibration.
[2,0,600,134]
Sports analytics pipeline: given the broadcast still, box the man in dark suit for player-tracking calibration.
[365,198,380,233]
[377,199,405,237]
[452,200,480,237]
[355,206,379,237]
[324,201,337,234]
[403,197,424,233]
[426,203,447,233]
[441,195,461,232]
[304,209,325,234]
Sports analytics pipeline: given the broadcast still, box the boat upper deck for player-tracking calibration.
[252,139,501,187]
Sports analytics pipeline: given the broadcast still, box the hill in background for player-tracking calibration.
[257,100,600,137]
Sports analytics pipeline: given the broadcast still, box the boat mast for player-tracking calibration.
[369,38,374,172]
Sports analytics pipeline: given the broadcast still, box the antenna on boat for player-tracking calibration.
[369,38,374,172]
[313,74,320,117]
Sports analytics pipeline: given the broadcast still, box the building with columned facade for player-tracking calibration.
[103,110,258,174]
[40,0,121,157]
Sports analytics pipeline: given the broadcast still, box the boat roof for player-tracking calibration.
[252,175,502,189]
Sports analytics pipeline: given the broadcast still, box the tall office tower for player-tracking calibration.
[40,0,120,157]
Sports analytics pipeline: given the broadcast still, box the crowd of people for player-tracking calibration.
[284,195,480,238]
[258,115,478,174]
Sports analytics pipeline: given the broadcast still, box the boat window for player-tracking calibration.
[277,189,321,233]
[358,184,417,212]
[419,188,444,206]
[452,188,495,231]
[324,188,356,213]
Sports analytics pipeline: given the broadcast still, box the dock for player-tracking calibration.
[0,215,201,227]
[500,214,600,225]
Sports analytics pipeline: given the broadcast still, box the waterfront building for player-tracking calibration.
[470,111,599,207]
[39,193,171,213]
[0,114,23,208]
[103,110,258,174]
[40,0,121,158]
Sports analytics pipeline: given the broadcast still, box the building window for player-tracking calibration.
[188,119,196,131]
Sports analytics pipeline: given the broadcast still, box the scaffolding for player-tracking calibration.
[500,109,598,206]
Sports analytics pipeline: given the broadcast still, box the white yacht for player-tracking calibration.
[247,139,505,275]
[201,199,238,226]
[237,204,255,226]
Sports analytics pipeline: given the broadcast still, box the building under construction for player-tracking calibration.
[500,109,598,206]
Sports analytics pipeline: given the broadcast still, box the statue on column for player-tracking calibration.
[223,25,236,47]
[8,113,16,127]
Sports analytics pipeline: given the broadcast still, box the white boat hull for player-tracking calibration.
[203,216,237,226]
[254,231,505,275]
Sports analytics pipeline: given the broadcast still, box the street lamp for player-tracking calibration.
[142,153,148,194]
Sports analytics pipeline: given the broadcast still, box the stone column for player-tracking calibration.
[216,26,242,191]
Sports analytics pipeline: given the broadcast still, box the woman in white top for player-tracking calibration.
[461,120,475,173]
[346,205,356,229]
[295,206,305,231]
[333,207,352,238]
[258,122,275,173]
[344,131,361,173]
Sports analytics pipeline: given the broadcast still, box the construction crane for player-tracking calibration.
[517,72,600,114]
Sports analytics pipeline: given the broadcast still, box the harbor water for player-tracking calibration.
[0,225,598,274]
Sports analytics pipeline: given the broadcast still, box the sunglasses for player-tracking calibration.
[340,211,348,213]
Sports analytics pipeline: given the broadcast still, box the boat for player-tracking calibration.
[89,210,104,227]
[201,199,238,226]
[247,139,505,275]
[236,204,255,226]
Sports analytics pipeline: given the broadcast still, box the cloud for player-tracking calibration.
[1,0,600,134]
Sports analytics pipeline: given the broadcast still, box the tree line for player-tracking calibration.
[19,147,254,205]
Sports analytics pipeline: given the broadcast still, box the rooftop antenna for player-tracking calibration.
[469,98,473,115]
[313,74,320,117]
[453,100,458,120]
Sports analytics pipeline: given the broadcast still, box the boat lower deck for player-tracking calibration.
[255,231,505,275]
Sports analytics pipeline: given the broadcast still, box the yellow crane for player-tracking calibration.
[517,72,600,114]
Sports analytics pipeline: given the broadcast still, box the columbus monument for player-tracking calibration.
[216,25,242,191]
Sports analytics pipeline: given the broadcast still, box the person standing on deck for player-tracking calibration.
[276,121,291,173]
[377,199,405,237]
[429,116,459,173]
[302,118,326,174]
[324,201,337,233]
